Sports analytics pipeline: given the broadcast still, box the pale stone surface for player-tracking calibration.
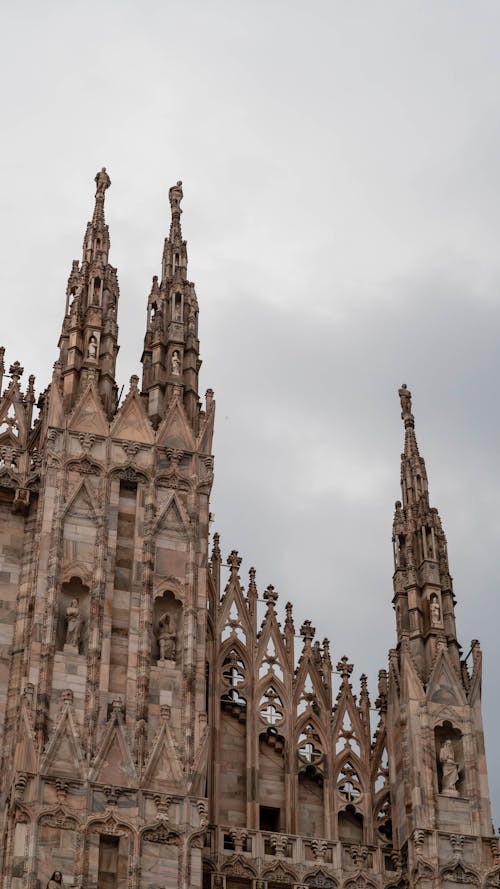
[0,177,496,889]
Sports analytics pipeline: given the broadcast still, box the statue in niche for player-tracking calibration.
[87,335,98,360]
[171,350,181,375]
[46,872,65,888]
[174,301,182,321]
[157,611,176,662]
[430,595,442,627]
[439,738,459,795]
[65,598,82,649]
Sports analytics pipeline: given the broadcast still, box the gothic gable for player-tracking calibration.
[426,647,467,707]
[67,383,108,435]
[156,396,195,451]
[40,703,85,781]
[111,387,154,444]
[142,718,184,792]
[90,711,138,788]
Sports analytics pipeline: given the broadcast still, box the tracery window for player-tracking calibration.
[298,724,322,765]
[337,761,362,802]
[221,652,246,707]
[259,686,284,725]
[376,796,392,842]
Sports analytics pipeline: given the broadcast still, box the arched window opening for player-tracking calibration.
[298,725,322,766]
[337,761,362,802]
[338,805,363,844]
[259,686,284,726]
[376,796,392,843]
[93,277,101,305]
[221,653,246,717]
[173,291,183,321]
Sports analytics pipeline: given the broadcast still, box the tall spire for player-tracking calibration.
[392,384,459,676]
[141,181,201,430]
[57,168,120,418]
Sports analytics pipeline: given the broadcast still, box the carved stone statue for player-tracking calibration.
[95,167,111,195]
[399,383,412,415]
[46,872,64,888]
[87,335,98,360]
[169,180,183,213]
[65,598,82,649]
[430,595,441,627]
[171,351,181,375]
[174,301,182,322]
[439,739,459,795]
[157,612,176,662]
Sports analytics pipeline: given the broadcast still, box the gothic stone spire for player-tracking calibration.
[141,181,202,430]
[58,168,119,418]
[392,384,459,677]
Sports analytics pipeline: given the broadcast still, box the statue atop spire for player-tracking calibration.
[95,167,111,196]
[398,383,412,418]
[169,180,183,216]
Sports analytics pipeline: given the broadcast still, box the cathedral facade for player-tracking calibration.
[0,171,496,889]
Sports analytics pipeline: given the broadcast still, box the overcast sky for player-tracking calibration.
[1,1,499,823]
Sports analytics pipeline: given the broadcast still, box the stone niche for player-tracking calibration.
[56,576,89,655]
[435,721,466,798]
[152,590,182,666]
[37,816,77,888]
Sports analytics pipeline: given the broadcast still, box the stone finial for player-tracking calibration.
[300,619,315,644]
[205,388,214,410]
[9,361,23,382]
[336,655,353,681]
[263,584,278,608]
[376,668,388,712]
[247,566,257,603]
[95,167,111,196]
[227,550,242,575]
[212,532,221,559]
[322,638,332,670]
[359,673,370,707]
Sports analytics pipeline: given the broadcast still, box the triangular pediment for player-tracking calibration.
[154,492,190,533]
[91,714,138,788]
[111,391,154,444]
[156,398,195,451]
[67,384,108,435]
[427,648,467,706]
[40,705,85,780]
[142,719,184,791]
[62,477,98,520]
